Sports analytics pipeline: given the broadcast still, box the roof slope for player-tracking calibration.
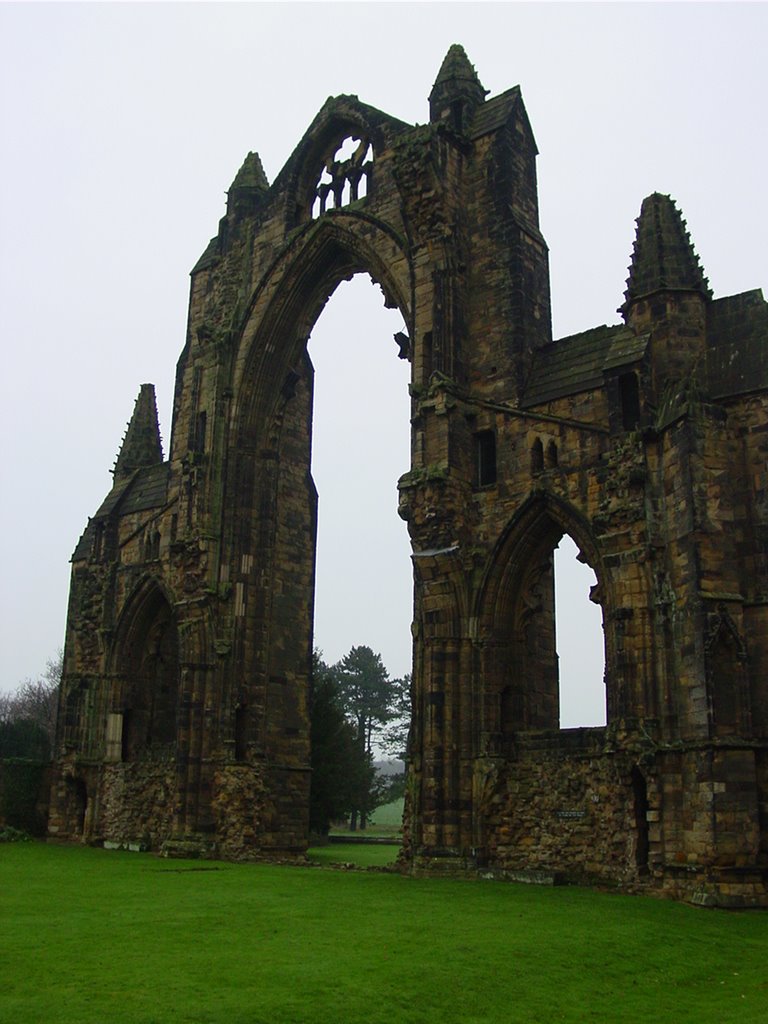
[522,325,649,407]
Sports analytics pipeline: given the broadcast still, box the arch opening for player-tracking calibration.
[110,584,179,762]
[66,777,88,838]
[554,535,606,729]
[307,272,412,684]
[480,504,606,741]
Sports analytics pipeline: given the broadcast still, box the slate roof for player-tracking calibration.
[522,288,766,408]
[470,87,523,140]
[71,463,170,562]
[522,325,649,407]
[706,289,768,399]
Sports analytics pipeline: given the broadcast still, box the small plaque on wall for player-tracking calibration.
[556,809,586,820]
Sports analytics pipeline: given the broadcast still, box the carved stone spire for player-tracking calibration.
[621,193,711,319]
[429,44,487,129]
[113,383,163,480]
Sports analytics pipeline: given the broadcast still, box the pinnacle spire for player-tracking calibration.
[429,44,487,128]
[113,384,163,480]
[229,151,269,192]
[227,151,269,219]
[621,193,710,318]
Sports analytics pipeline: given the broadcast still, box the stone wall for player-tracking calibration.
[99,763,176,849]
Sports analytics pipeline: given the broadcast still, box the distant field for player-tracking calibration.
[2,842,767,1024]
[369,796,404,826]
[328,797,404,839]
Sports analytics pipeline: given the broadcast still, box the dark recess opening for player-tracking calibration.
[476,430,497,487]
[235,705,247,761]
[619,372,641,430]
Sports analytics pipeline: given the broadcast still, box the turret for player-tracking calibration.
[429,43,487,132]
[226,150,269,221]
[621,193,711,386]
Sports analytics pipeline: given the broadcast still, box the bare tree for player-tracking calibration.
[1,650,62,755]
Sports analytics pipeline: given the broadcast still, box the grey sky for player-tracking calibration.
[1,3,765,715]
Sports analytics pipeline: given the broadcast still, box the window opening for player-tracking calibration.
[619,372,641,430]
[476,430,497,487]
[334,137,359,162]
[546,440,558,468]
[531,438,544,475]
[234,705,247,761]
[554,534,606,728]
[311,136,374,218]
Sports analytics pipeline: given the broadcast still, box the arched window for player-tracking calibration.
[311,136,374,219]
[707,614,747,736]
[480,516,606,741]
[112,585,179,760]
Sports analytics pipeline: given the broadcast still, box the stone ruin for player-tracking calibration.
[50,46,767,906]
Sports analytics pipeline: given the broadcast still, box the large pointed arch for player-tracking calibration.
[233,213,413,448]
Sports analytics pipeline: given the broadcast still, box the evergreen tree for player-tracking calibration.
[333,645,399,830]
[309,651,373,835]
[309,646,412,833]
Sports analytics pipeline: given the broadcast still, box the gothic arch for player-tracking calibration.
[233,214,412,446]
[705,606,750,736]
[108,576,180,760]
[476,494,608,736]
[478,494,605,633]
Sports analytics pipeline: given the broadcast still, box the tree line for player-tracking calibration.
[310,645,410,836]
[0,652,61,760]
[1,644,411,837]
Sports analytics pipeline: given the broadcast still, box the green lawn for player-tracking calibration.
[1,842,766,1024]
[308,841,398,867]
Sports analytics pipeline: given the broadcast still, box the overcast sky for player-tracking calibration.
[1,3,765,725]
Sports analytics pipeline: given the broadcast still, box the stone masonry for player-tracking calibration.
[50,46,767,905]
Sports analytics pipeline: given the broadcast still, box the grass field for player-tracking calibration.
[308,842,398,867]
[2,842,766,1024]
